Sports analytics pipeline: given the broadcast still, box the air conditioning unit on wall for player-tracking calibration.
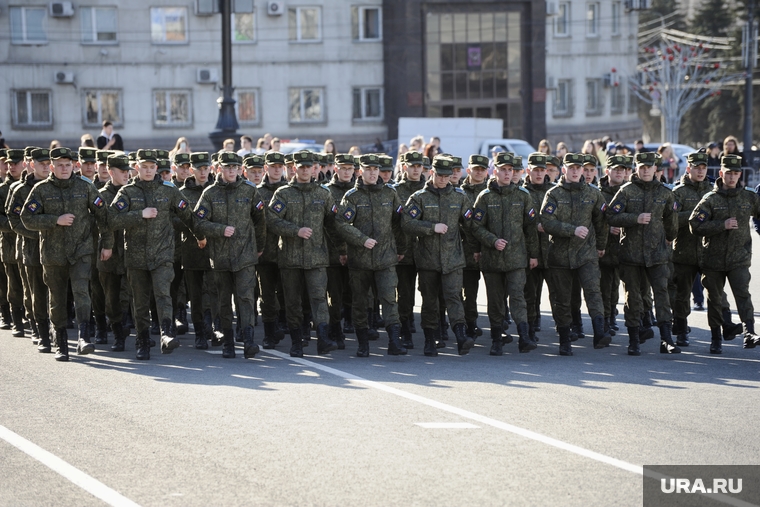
[267,1,284,16]
[50,2,75,17]
[197,68,219,84]
[55,71,75,84]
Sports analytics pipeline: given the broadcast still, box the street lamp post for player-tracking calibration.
[209,0,239,150]
[744,0,756,158]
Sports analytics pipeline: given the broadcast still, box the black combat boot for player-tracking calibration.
[659,323,681,354]
[604,315,615,337]
[367,310,379,341]
[501,327,514,346]
[453,323,474,355]
[235,324,243,343]
[439,315,450,341]
[638,318,654,344]
[221,329,235,358]
[160,318,180,354]
[11,307,25,337]
[423,328,438,357]
[386,323,407,356]
[110,322,127,352]
[466,321,482,340]
[627,327,641,356]
[76,322,95,355]
[743,322,760,349]
[54,328,69,361]
[722,308,743,341]
[709,327,723,354]
[400,319,414,349]
[316,323,338,355]
[558,326,572,356]
[94,314,109,344]
[193,321,208,350]
[342,306,354,334]
[289,327,303,357]
[355,328,370,357]
[330,322,345,350]
[29,319,40,345]
[135,329,150,360]
[489,326,503,356]
[517,322,537,353]
[571,310,585,340]
[243,325,259,359]
[262,321,279,349]
[672,317,689,346]
[533,316,542,332]
[0,304,11,330]
[592,315,612,349]
[609,314,619,331]
[37,319,51,353]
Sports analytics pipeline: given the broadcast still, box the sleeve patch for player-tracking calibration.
[115,198,128,211]
[93,196,104,208]
[528,207,536,219]
[271,199,285,214]
[178,199,188,210]
[11,202,22,216]
[343,208,355,221]
[696,210,707,222]
[543,202,556,215]
[195,206,209,219]
[600,202,607,213]
[256,200,265,211]
[611,202,623,214]
[396,205,403,214]
[473,208,485,221]
[26,200,41,213]
[407,204,421,219]
[464,209,473,220]
[673,201,680,211]
[331,204,338,214]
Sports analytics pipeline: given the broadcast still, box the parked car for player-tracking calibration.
[279,141,324,154]
[478,139,537,161]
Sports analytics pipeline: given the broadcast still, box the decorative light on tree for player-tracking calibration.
[629,28,742,144]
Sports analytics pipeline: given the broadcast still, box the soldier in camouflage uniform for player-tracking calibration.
[335,154,407,357]
[108,149,196,360]
[471,151,539,355]
[606,151,680,356]
[541,153,611,356]
[689,155,760,352]
[21,147,111,361]
[171,152,193,336]
[402,156,476,356]
[266,150,339,357]
[1,148,26,336]
[0,149,10,330]
[194,151,266,359]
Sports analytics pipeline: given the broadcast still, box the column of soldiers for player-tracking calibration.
[1,142,760,363]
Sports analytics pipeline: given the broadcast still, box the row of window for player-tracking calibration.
[552,79,635,118]
[10,5,382,45]
[10,87,384,129]
[554,2,622,37]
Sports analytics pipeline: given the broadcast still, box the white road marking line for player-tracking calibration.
[0,424,141,507]
[415,422,479,429]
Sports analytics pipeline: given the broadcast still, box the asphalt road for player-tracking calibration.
[2,254,760,507]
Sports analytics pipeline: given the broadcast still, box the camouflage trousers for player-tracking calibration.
[184,269,210,327]
[618,263,672,328]
[349,267,399,329]
[98,270,124,326]
[462,268,480,323]
[256,262,282,323]
[4,262,23,310]
[524,266,547,323]
[702,267,754,329]
[418,269,464,330]
[483,269,527,328]
[216,266,256,331]
[548,261,605,328]
[600,264,620,319]
[43,257,92,330]
[25,264,48,323]
[280,267,329,331]
[127,263,174,334]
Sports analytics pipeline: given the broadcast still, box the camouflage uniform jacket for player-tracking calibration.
[393,176,425,265]
[460,176,487,270]
[599,175,622,267]
[521,176,554,268]
[7,174,42,266]
[257,174,287,265]
[689,179,760,271]
[97,181,126,274]
[20,174,111,266]
[672,174,713,266]
[606,174,677,267]
[178,176,212,271]
[325,173,353,266]
[0,175,20,264]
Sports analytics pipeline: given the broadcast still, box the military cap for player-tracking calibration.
[334,153,354,166]
[513,156,524,170]
[218,151,242,166]
[563,153,584,166]
[107,154,130,171]
[654,153,664,168]
[243,154,265,168]
[157,159,171,172]
[173,152,191,166]
[607,155,629,169]
[96,150,111,163]
[432,155,454,175]
[128,152,137,162]
[582,154,598,167]
[283,153,294,164]
[623,155,634,168]
[319,153,335,165]
[293,150,315,166]
[379,155,394,171]
[359,154,381,167]
[449,156,463,170]
[24,146,40,158]
[721,154,743,172]
[494,152,515,167]
[78,147,97,163]
[469,154,490,168]
[155,149,170,160]
[353,156,361,168]
[686,152,709,166]
[634,151,658,167]
[0,149,6,161]
[190,152,211,168]
[136,149,158,163]
[210,152,219,164]
[403,151,424,165]
[422,156,431,169]
[30,148,51,162]
[547,155,561,167]
[50,147,75,160]
[5,149,25,163]
[265,151,285,165]
[527,152,547,168]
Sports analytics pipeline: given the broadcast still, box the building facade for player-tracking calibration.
[1,0,386,151]
[544,0,642,150]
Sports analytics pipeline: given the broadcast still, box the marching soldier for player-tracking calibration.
[0,148,26,336]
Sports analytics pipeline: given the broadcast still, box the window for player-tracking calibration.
[553,79,574,118]
[352,6,382,41]
[554,2,570,37]
[84,90,122,127]
[81,7,117,43]
[288,7,321,42]
[352,87,383,121]
[151,7,188,44]
[586,3,599,37]
[289,88,324,123]
[612,2,621,36]
[235,89,260,125]
[232,12,255,43]
[10,7,47,44]
[12,90,52,128]
[610,84,624,114]
[586,79,603,115]
[153,90,192,127]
